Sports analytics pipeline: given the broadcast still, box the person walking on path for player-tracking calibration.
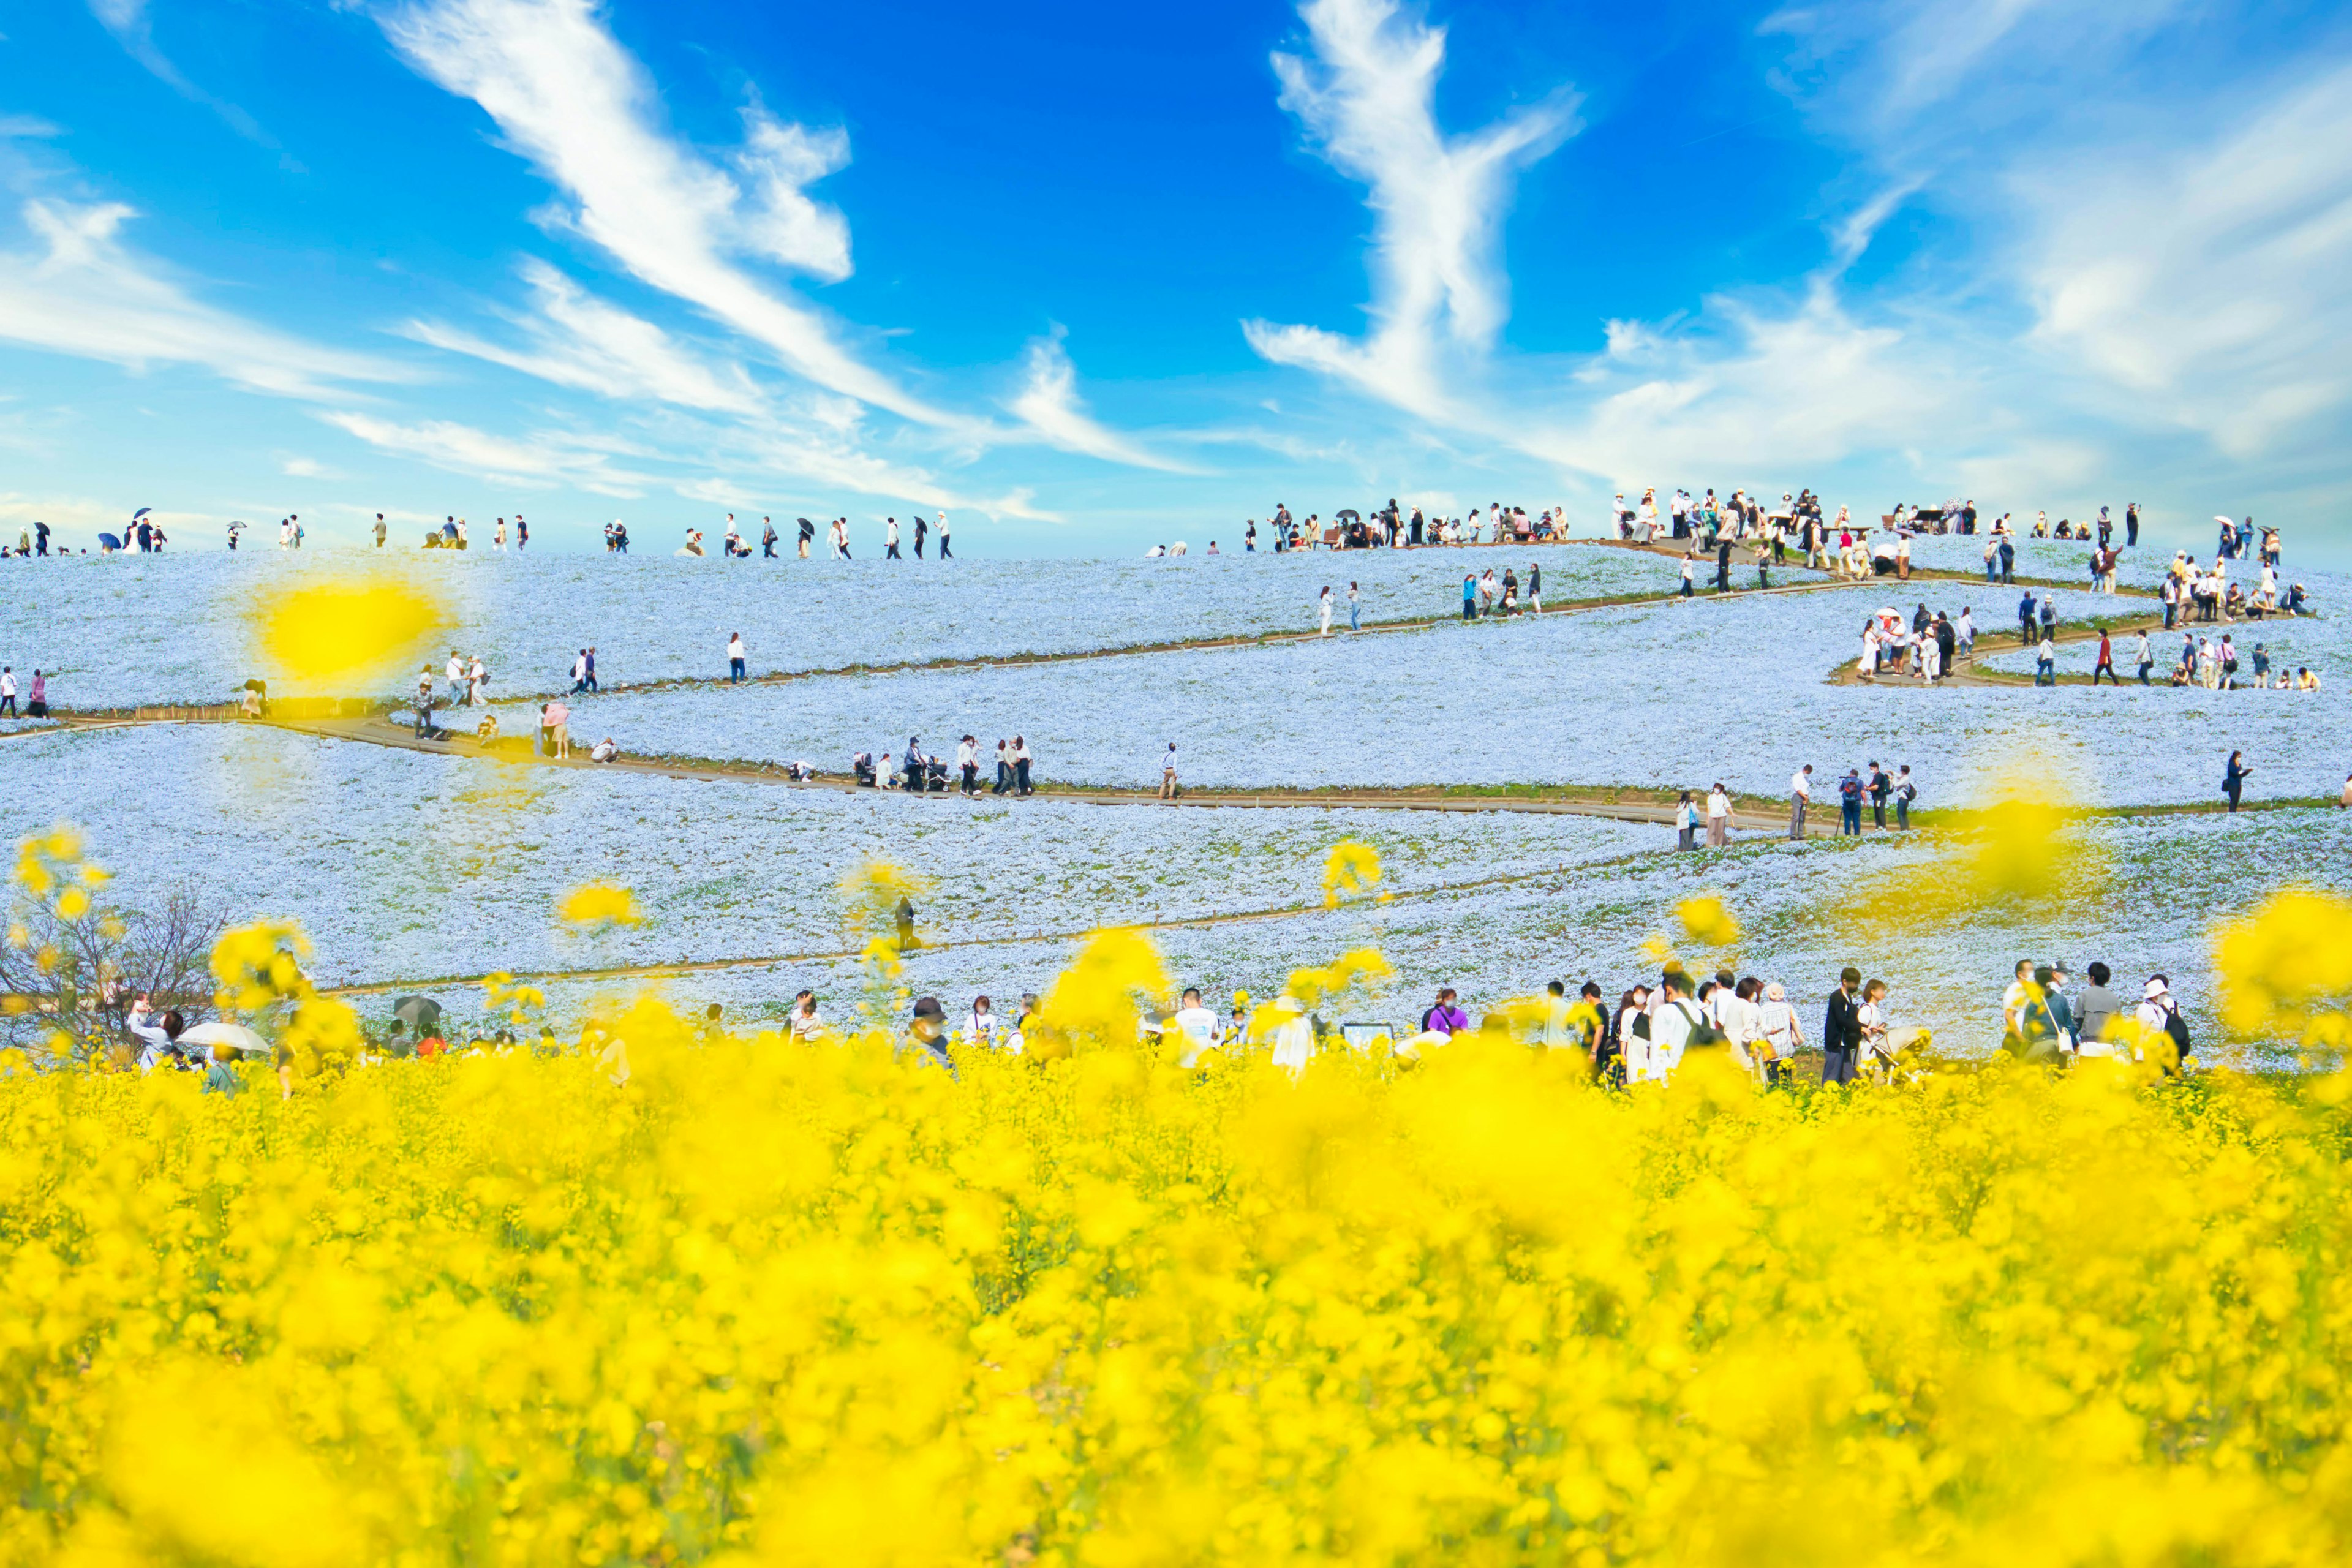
[727,633,746,684]
[0,667,13,718]
[761,518,777,557]
[2093,629,2118,685]
[1012,736,1033,796]
[992,740,1012,795]
[937,513,952,558]
[1347,581,1361,630]
[1159,744,1179,801]
[1461,574,1477,622]
[2134,628,2154,684]
[913,515,927,558]
[1705,783,1732,848]
[1679,552,1697,598]
[1894,766,1916,829]
[582,648,598,693]
[1319,586,1334,636]
[797,518,814,557]
[1838,768,1864,836]
[884,517,902,559]
[570,650,590,695]
[2223,750,2252,812]
[957,735,979,797]
[1789,764,1812,839]
[1823,967,1863,1083]
[2034,634,2057,685]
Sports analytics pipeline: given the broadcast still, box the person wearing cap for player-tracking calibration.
[902,997,954,1076]
[2136,977,2190,1071]
[1757,981,1802,1083]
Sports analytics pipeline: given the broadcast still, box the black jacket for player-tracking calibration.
[1825,987,1863,1055]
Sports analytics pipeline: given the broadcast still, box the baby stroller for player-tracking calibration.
[853,752,877,786]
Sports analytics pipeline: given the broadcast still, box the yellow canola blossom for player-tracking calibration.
[1026,926,1169,1060]
[4,1006,2351,1565]
[557,882,643,929]
[1322,839,1385,908]
[1676,894,1741,947]
[2216,888,2352,1044]
[255,578,445,683]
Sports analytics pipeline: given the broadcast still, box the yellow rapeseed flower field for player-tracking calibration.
[4,995,2352,1566]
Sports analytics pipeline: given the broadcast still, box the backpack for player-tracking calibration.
[1676,1001,1727,1048]
[2162,1005,2192,1055]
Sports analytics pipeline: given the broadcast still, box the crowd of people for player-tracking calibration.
[776,948,2201,1089]
[851,737,1035,796]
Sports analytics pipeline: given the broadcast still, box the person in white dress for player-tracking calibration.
[1267,998,1315,1077]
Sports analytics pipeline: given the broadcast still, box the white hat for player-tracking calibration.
[2143,978,2168,1000]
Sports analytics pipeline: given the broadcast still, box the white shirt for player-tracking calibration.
[956,740,976,768]
[1166,1005,1224,1067]
[1758,999,1798,1055]
[1,672,13,696]
[728,636,745,659]
[1706,788,1730,821]
[1791,770,1811,799]
[1649,997,1698,1074]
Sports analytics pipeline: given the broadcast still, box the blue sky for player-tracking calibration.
[2,0,2349,557]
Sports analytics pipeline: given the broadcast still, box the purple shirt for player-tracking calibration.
[1423,1003,1469,1035]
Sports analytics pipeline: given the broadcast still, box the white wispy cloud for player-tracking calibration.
[323,410,654,495]
[381,0,952,426]
[1007,332,1194,473]
[407,258,763,413]
[0,199,400,399]
[1528,286,1950,481]
[2018,58,2352,459]
[1242,0,1578,420]
[85,0,279,148]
